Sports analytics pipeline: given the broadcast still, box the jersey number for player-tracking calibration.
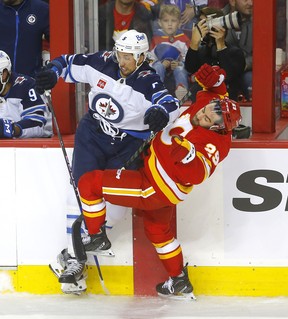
[204,143,219,166]
[28,88,37,101]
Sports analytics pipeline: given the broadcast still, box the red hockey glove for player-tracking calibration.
[194,63,226,88]
[193,63,227,95]
[170,135,196,164]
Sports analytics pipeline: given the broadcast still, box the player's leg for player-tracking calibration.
[55,114,106,292]
[143,207,195,300]
[78,168,165,252]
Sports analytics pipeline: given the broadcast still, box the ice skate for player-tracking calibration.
[156,264,196,300]
[82,224,115,257]
[57,249,87,284]
[49,249,87,295]
[60,279,87,296]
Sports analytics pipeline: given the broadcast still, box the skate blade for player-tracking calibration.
[87,248,115,257]
[158,291,196,301]
[49,263,63,279]
[61,281,87,296]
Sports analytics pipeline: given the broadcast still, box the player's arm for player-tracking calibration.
[193,63,228,96]
[144,74,180,132]
[169,135,218,185]
[0,80,49,138]
[34,52,101,93]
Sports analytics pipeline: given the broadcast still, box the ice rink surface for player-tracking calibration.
[0,294,288,319]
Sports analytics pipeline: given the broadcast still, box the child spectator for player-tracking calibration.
[153,1,208,37]
[150,4,191,100]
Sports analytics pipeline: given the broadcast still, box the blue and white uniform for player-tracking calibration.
[52,51,180,183]
[0,72,52,138]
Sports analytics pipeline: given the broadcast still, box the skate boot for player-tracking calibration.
[57,249,87,284]
[82,223,115,257]
[156,263,196,300]
[49,248,87,295]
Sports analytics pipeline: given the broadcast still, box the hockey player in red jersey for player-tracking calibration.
[77,63,242,300]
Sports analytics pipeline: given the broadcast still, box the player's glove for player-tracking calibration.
[144,104,169,132]
[35,63,61,94]
[170,135,196,164]
[194,63,226,89]
[0,119,14,138]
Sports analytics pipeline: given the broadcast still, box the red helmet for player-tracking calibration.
[211,97,242,132]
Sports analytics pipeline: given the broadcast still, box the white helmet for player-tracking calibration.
[0,50,11,74]
[0,50,11,95]
[114,30,149,64]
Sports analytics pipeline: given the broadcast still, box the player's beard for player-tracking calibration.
[191,115,199,126]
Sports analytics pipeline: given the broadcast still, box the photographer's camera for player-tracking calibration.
[206,11,241,31]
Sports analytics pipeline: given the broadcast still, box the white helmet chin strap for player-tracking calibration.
[133,53,146,72]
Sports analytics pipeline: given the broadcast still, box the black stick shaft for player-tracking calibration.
[45,91,87,263]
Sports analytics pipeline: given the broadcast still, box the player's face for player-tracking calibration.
[191,103,223,129]
[117,51,137,77]
[158,13,181,36]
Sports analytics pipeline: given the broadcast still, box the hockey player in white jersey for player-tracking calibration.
[0,50,52,138]
[35,30,180,294]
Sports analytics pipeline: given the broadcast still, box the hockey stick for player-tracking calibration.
[93,255,110,295]
[44,92,110,295]
[116,131,155,179]
[44,91,87,264]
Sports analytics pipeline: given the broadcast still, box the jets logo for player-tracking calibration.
[99,99,117,117]
[91,94,124,123]
[101,51,112,62]
[27,14,36,25]
[138,70,152,78]
[14,76,26,86]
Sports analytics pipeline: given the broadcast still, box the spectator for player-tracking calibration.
[0,50,52,138]
[150,4,191,100]
[77,63,241,299]
[98,0,154,50]
[0,0,49,77]
[184,6,246,101]
[35,29,180,295]
[222,0,253,101]
[153,0,208,37]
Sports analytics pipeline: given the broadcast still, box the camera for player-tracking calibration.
[206,11,242,31]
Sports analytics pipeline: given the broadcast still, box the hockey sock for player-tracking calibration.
[153,238,184,277]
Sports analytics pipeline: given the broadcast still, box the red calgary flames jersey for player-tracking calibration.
[144,90,232,205]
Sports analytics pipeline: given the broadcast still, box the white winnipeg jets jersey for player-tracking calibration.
[53,51,179,139]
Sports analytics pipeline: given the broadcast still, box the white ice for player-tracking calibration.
[0,294,288,319]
